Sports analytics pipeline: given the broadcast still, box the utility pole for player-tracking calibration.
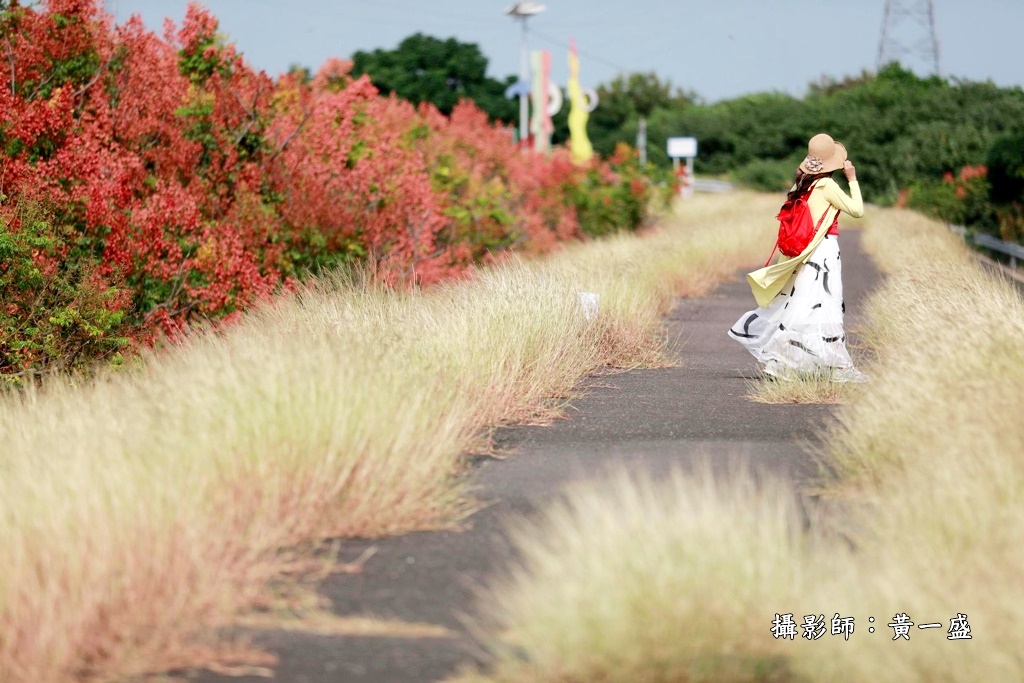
[505,2,547,145]
[516,14,529,143]
[877,0,941,76]
[637,117,647,166]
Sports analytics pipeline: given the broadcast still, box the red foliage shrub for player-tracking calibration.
[908,163,992,229]
[0,0,656,376]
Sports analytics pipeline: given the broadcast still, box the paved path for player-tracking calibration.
[192,231,878,683]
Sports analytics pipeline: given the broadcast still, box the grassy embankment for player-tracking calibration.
[0,192,778,682]
[452,207,1024,683]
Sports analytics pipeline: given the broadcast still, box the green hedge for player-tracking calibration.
[0,203,130,387]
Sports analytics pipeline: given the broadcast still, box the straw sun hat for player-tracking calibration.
[799,133,847,174]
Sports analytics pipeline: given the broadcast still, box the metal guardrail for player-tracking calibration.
[950,225,1023,268]
[973,233,1024,268]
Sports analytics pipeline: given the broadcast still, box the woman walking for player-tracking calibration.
[729,133,868,382]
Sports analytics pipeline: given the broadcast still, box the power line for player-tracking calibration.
[293,3,505,32]
[529,28,632,75]
[541,19,622,30]
[366,0,499,25]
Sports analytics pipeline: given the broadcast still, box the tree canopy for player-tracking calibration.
[587,72,696,157]
[351,33,516,122]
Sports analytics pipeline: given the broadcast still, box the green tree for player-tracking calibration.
[588,72,696,159]
[650,90,811,176]
[351,33,516,122]
[988,132,1024,205]
[985,132,1024,242]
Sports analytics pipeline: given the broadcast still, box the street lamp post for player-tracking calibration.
[505,1,546,145]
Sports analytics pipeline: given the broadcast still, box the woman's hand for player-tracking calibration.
[844,160,857,182]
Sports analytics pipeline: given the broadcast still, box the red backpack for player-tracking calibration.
[764,186,830,267]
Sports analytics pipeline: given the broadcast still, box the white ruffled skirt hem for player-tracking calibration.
[729,236,865,381]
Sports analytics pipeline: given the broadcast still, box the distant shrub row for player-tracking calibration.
[629,64,1024,243]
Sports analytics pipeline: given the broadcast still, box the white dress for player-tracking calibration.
[728,180,866,382]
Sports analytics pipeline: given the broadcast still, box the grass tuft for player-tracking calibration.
[0,192,778,681]
[452,204,1024,683]
[747,367,860,404]
[451,468,817,683]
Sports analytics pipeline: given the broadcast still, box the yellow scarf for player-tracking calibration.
[745,203,839,309]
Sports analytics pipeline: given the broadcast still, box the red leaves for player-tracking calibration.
[175,2,220,57]
[1,0,643,348]
[960,164,987,181]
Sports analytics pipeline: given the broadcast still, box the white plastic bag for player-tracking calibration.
[577,292,599,322]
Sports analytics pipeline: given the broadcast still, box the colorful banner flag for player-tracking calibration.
[567,39,594,164]
[530,50,553,153]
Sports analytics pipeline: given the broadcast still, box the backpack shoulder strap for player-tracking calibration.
[809,177,838,226]
[763,180,835,267]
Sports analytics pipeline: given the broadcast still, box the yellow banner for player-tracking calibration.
[567,40,594,164]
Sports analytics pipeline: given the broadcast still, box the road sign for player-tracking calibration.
[667,136,698,159]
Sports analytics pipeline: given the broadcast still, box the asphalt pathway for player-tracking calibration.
[192,230,878,683]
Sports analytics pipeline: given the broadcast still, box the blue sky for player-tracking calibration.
[103,1,1024,103]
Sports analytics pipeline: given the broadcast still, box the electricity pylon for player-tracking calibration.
[877,0,941,76]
